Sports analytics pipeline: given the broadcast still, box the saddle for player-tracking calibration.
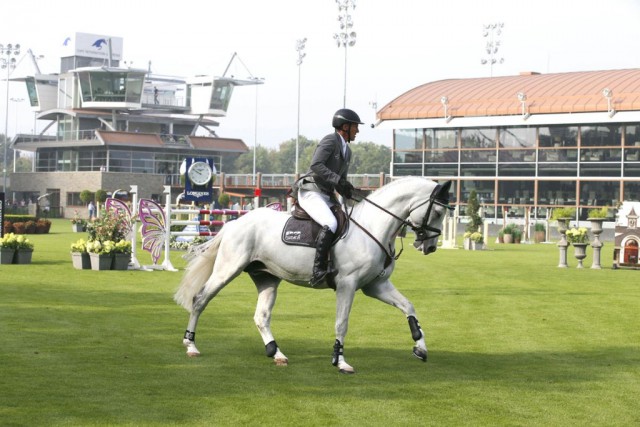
[281,203,348,247]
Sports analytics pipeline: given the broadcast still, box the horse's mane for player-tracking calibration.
[349,177,433,216]
[362,176,431,200]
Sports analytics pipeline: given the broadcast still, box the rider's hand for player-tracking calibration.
[337,179,355,199]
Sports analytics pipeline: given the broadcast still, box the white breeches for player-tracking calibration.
[298,190,337,233]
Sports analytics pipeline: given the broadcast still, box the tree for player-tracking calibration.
[80,190,94,204]
[349,142,391,174]
[465,189,483,233]
[95,189,108,204]
[218,192,230,208]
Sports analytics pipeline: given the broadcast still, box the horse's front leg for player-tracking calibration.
[333,283,358,374]
[362,279,428,362]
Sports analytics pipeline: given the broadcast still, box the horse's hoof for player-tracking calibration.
[413,346,427,362]
[187,351,200,358]
[337,361,355,374]
[274,357,288,366]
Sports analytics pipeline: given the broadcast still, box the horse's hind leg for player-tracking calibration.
[183,259,247,357]
[362,279,428,362]
[182,278,228,357]
[250,272,288,366]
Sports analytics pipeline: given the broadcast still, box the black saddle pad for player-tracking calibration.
[282,217,322,247]
[281,205,347,248]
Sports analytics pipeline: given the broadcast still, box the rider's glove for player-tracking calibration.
[336,179,355,199]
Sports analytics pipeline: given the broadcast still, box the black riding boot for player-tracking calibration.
[310,225,335,286]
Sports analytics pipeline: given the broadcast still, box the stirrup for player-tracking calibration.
[310,265,336,287]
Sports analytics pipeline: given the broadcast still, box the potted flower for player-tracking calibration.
[71,210,87,232]
[462,231,472,250]
[0,233,16,264]
[502,223,518,244]
[566,226,589,268]
[70,238,91,269]
[0,232,34,264]
[551,207,576,234]
[533,222,546,243]
[470,232,484,250]
[587,207,608,235]
[513,226,523,244]
[86,239,116,270]
[112,239,132,270]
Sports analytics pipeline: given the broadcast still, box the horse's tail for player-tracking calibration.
[173,231,223,312]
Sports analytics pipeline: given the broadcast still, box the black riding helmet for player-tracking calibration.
[332,108,364,129]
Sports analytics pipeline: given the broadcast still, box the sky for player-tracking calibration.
[3,0,640,149]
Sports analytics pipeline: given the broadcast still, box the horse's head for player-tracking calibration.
[409,180,452,255]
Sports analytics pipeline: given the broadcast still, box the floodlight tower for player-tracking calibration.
[334,0,357,108]
[1,42,20,193]
[295,38,306,176]
[480,23,504,77]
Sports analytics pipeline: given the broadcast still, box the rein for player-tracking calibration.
[345,185,449,268]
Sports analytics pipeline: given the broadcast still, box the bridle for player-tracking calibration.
[347,184,453,267]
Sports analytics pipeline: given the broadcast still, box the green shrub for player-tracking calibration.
[503,223,518,235]
[218,193,230,208]
[534,222,545,232]
[551,207,576,220]
[588,207,608,219]
[470,232,483,243]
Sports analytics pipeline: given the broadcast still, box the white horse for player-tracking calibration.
[174,177,452,373]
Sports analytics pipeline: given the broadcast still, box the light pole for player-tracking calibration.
[334,0,357,108]
[1,42,20,193]
[10,97,24,135]
[295,37,306,176]
[248,77,264,186]
[480,23,504,77]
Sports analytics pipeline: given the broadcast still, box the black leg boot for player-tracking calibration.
[310,225,335,286]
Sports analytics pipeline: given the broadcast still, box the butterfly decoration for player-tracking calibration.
[266,202,282,211]
[105,198,134,239]
[138,198,166,265]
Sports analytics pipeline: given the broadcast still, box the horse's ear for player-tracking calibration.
[437,180,452,200]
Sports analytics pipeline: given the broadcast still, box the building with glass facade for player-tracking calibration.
[7,33,255,216]
[377,69,640,220]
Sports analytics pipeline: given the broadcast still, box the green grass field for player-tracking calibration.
[1,220,639,426]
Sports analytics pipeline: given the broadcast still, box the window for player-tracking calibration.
[110,150,132,172]
[66,192,83,206]
[395,129,423,150]
[581,125,622,147]
[579,181,619,206]
[497,180,535,205]
[394,151,422,164]
[434,129,458,149]
[461,128,496,148]
[210,80,234,111]
[537,181,577,205]
[499,127,536,148]
[36,151,56,172]
[132,151,154,173]
[623,182,640,200]
[393,164,422,176]
[539,126,578,147]
[460,180,495,204]
[624,125,640,147]
[538,163,577,177]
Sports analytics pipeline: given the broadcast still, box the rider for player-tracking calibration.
[296,108,363,286]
